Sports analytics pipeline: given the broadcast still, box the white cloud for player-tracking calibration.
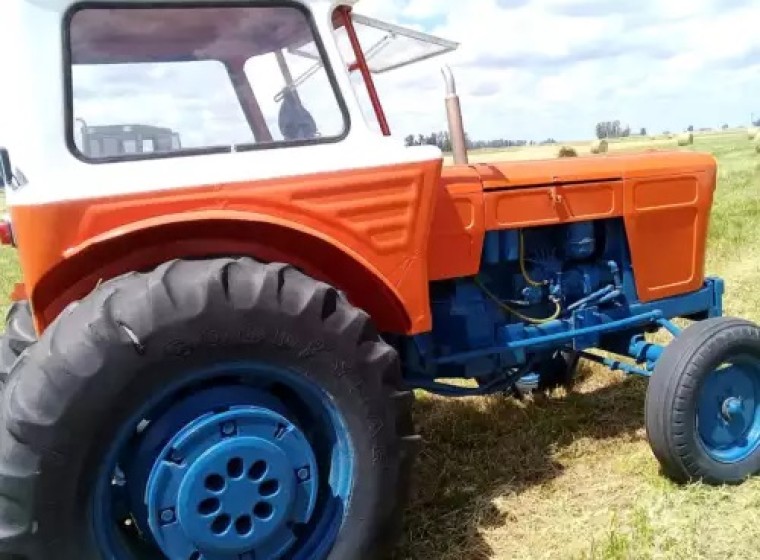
[358,0,760,140]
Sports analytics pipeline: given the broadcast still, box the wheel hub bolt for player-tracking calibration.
[297,467,310,481]
[220,421,236,436]
[159,508,175,524]
[722,397,743,421]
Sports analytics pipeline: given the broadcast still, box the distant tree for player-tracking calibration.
[640,127,647,136]
[722,123,730,130]
[687,125,694,132]
[439,131,451,152]
[403,130,534,152]
[596,120,625,139]
[622,126,631,137]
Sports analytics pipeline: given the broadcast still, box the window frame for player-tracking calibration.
[62,0,353,165]
[332,6,391,136]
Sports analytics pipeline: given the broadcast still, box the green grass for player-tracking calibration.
[0,194,20,317]
[1,132,759,559]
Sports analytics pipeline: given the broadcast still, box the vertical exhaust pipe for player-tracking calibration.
[441,65,468,165]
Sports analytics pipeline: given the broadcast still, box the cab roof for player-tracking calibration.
[68,4,320,64]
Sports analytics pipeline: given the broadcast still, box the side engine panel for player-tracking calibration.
[402,218,640,383]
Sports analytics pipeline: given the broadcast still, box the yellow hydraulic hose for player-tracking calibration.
[473,229,562,325]
[474,277,562,325]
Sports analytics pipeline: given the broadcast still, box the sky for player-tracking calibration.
[354,0,760,141]
[2,0,759,149]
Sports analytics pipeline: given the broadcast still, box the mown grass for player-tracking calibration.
[0,195,20,318]
[1,132,758,559]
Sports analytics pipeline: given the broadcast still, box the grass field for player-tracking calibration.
[1,130,758,559]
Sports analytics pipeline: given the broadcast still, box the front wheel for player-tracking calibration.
[645,317,760,484]
[0,258,419,560]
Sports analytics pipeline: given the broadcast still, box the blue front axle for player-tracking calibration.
[401,277,724,397]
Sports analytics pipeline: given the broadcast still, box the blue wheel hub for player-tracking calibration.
[697,359,760,463]
[147,408,318,559]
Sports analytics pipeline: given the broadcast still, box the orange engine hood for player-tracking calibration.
[458,150,717,189]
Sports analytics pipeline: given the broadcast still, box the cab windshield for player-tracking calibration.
[67,3,348,161]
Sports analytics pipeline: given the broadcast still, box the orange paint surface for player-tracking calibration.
[484,181,622,228]
[475,152,717,302]
[427,166,485,280]
[437,151,717,301]
[10,159,442,334]
[8,149,717,336]
[623,170,716,300]
[10,283,26,302]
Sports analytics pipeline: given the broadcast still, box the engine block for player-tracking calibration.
[398,216,722,396]
[402,219,635,384]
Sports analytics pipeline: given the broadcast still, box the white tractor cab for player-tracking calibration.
[0,0,460,203]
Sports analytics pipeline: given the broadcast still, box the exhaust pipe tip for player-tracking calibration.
[441,65,457,96]
[441,65,468,165]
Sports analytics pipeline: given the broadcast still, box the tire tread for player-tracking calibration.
[0,258,418,559]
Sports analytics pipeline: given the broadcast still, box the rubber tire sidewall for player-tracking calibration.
[0,300,35,383]
[0,260,412,560]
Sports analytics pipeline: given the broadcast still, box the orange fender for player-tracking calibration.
[28,210,412,334]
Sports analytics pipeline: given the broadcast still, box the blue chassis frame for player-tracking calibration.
[401,276,724,396]
[396,214,725,397]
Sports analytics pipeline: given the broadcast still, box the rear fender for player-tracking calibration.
[30,211,412,334]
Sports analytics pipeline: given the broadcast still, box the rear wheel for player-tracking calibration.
[0,258,418,559]
[645,317,760,484]
[0,300,35,382]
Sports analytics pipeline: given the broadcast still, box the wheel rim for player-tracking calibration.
[696,356,760,463]
[92,363,354,560]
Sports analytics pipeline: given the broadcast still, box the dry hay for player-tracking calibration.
[557,146,578,158]
[749,127,759,140]
[755,136,760,153]
[590,139,608,154]
[677,132,694,146]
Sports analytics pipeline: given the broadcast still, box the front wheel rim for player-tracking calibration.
[696,355,760,463]
[91,362,354,559]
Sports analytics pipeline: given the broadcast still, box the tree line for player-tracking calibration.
[404,131,548,151]
[405,119,739,152]
[598,120,737,138]
[595,120,633,139]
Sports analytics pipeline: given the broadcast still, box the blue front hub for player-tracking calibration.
[146,407,318,559]
[697,359,760,463]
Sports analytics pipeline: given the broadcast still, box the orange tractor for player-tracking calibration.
[0,1,758,559]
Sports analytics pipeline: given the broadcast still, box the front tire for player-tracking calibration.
[0,258,418,559]
[645,317,760,484]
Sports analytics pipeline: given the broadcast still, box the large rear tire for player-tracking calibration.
[0,300,35,383]
[645,317,760,484]
[0,258,419,559]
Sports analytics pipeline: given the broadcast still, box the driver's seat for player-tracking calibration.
[278,89,318,141]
